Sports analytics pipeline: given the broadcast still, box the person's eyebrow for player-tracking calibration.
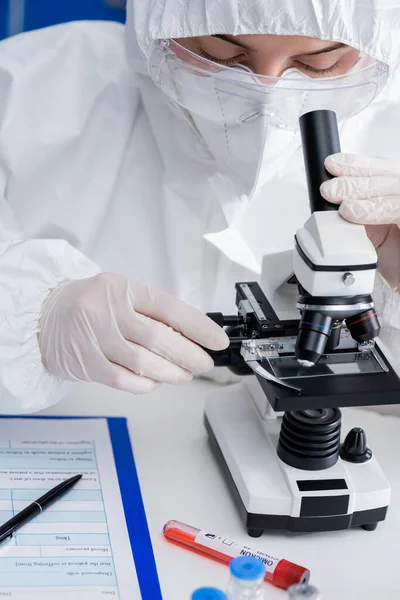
[293,42,346,57]
[213,34,250,50]
[213,35,346,56]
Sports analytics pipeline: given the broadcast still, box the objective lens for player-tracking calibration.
[346,308,381,343]
[325,319,342,351]
[295,311,332,366]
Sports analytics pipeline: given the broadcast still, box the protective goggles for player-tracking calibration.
[148,39,389,130]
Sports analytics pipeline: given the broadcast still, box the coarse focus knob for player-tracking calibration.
[340,427,372,463]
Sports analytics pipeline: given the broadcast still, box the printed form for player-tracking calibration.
[0,418,142,599]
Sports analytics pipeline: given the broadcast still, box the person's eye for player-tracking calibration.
[294,61,341,77]
[196,46,247,66]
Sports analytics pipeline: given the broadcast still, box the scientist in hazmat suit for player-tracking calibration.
[0,0,400,413]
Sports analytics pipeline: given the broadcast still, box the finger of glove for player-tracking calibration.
[101,363,160,395]
[128,281,229,351]
[320,175,400,204]
[325,153,400,177]
[119,312,215,374]
[105,337,193,384]
[339,196,400,225]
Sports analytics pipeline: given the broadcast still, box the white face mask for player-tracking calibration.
[173,66,306,199]
[195,113,300,199]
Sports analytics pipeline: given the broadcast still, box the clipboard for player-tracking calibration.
[0,415,163,600]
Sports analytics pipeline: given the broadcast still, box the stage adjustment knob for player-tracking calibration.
[340,427,372,463]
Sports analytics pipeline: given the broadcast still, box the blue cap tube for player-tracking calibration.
[229,556,267,581]
[191,588,228,600]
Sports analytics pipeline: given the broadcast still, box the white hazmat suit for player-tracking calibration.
[1,0,400,412]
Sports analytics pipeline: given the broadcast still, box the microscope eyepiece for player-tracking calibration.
[299,110,340,214]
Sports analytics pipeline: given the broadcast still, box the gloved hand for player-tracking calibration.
[320,153,400,291]
[39,273,229,394]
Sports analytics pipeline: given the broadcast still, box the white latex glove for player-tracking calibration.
[321,153,400,291]
[39,273,229,394]
[199,366,242,386]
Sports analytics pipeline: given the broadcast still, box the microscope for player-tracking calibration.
[205,110,400,537]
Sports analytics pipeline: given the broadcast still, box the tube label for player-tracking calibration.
[194,530,280,573]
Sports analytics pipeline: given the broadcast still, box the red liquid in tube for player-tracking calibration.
[163,520,310,590]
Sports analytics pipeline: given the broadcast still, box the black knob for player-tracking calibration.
[340,427,372,463]
[206,313,245,328]
[206,312,224,327]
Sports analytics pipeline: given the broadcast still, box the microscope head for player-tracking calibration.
[294,110,381,367]
[205,110,400,414]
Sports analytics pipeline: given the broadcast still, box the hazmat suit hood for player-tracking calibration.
[124,0,400,310]
[130,0,400,70]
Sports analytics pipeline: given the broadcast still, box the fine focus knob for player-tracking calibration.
[340,427,372,463]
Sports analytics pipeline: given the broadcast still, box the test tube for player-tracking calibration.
[227,556,266,599]
[163,520,310,590]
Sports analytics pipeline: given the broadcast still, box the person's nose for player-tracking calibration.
[251,57,287,78]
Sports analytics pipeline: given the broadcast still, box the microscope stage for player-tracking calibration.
[204,382,390,536]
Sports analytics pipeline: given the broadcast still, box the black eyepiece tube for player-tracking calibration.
[299,110,341,213]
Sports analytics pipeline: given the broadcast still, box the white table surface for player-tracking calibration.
[40,379,400,600]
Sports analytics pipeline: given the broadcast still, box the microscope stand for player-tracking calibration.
[204,382,390,537]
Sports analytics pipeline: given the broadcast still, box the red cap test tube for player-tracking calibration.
[163,520,310,591]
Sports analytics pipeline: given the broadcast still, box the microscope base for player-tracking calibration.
[204,383,390,536]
